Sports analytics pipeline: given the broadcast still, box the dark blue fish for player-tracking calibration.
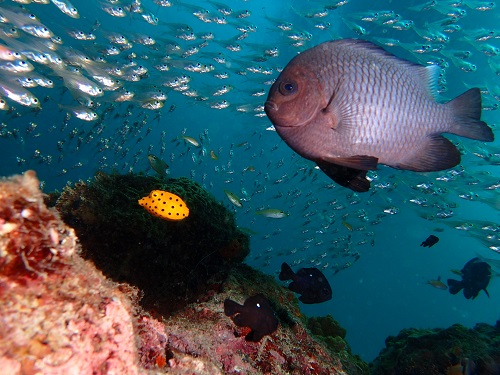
[223,294,278,342]
[420,234,439,248]
[279,262,332,304]
[447,257,491,299]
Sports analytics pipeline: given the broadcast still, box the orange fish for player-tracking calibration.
[138,190,189,221]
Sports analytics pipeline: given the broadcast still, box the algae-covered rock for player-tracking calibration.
[305,314,369,375]
[55,172,249,315]
[370,322,500,374]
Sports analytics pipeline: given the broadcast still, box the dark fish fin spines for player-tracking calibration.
[447,279,463,295]
[448,88,494,142]
[396,135,460,172]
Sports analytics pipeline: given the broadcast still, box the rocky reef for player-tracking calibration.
[54,171,249,315]
[0,170,368,374]
[370,322,500,374]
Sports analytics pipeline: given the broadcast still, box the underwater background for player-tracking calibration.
[0,0,499,362]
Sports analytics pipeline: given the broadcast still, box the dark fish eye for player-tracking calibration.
[279,80,297,96]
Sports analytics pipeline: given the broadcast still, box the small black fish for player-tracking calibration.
[224,294,278,342]
[279,262,332,304]
[420,234,439,248]
[447,257,492,299]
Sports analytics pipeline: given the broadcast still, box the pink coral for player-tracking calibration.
[0,171,143,375]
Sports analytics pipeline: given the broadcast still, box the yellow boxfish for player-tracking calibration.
[138,190,189,221]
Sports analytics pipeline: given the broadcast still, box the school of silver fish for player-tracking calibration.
[0,0,499,278]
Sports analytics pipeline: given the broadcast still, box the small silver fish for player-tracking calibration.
[224,189,242,207]
[255,209,289,218]
[148,154,169,176]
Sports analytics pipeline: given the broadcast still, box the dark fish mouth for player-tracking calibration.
[264,100,278,113]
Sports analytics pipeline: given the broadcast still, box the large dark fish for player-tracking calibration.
[447,257,491,299]
[224,294,278,342]
[279,262,332,304]
[264,39,494,192]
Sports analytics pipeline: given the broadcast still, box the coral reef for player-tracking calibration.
[0,170,143,374]
[54,171,249,315]
[159,263,359,374]
[305,315,369,374]
[370,322,500,374]
[0,170,75,279]
[1,170,367,374]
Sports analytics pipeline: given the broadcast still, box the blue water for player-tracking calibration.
[1,0,499,362]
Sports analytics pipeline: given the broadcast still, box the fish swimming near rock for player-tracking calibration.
[148,154,170,177]
[264,39,494,192]
[447,257,492,299]
[138,190,189,221]
[279,262,332,304]
[421,234,439,248]
[224,294,278,342]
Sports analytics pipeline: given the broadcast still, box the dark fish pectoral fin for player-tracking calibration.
[396,135,461,172]
[224,299,241,317]
[447,279,463,295]
[317,161,371,192]
[484,288,490,298]
[448,88,494,142]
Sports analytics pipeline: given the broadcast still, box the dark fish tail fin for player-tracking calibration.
[448,88,494,142]
[279,262,294,281]
[447,278,463,295]
[223,299,241,316]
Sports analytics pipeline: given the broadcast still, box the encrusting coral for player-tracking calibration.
[370,322,500,374]
[0,170,142,374]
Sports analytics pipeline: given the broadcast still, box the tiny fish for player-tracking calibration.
[279,262,332,304]
[255,208,288,218]
[342,221,353,231]
[224,189,242,207]
[224,294,278,342]
[420,234,440,248]
[450,269,463,276]
[148,154,170,177]
[181,135,200,147]
[264,39,494,192]
[427,276,447,290]
[138,190,189,221]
